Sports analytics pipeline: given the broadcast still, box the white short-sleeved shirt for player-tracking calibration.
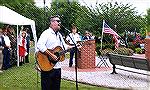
[66,33,81,44]
[3,35,11,47]
[37,27,68,69]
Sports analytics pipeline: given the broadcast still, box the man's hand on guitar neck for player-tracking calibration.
[45,49,58,61]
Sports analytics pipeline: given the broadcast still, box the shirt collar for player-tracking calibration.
[49,27,56,35]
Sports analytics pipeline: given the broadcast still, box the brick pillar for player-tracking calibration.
[145,38,150,60]
[77,40,96,69]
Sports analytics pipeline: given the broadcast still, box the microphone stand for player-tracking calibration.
[61,25,78,90]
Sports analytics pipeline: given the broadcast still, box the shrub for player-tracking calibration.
[128,42,135,51]
[102,43,115,50]
[99,48,113,56]
[112,47,134,56]
[135,48,143,54]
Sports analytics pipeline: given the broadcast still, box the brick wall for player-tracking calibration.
[145,38,150,60]
[77,40,96,69]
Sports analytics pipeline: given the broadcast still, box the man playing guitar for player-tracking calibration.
[36,15,72,90]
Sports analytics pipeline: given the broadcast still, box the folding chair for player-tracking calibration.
[96,55,109,67]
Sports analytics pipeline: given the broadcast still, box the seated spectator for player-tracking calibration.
[89,32,95,39]
[83,31,91,40]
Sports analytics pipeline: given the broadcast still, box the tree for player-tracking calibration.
[146,8,150,25]
[75,2,146,37]
[145,8,150,36]
[0,0,147,38]
[0,0,34,4]
[50,1,83,35]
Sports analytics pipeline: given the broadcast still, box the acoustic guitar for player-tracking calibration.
[36,40,86,71]
[36,46,75,71]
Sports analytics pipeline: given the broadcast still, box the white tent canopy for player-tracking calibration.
[0,6,37,66]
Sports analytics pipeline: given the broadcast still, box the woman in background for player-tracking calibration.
[18,30,27,66]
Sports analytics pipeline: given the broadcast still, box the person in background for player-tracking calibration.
[83,31,91,40]
[18,30,27,66]
[89,32,95,39]
[7,26,17,66]
[24,28,30,63]
[37,16,73,90]
[2,26,11,70]
[0,29,5,72]
[66,24,81,67]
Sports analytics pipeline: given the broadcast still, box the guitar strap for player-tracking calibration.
[58,33,66,51]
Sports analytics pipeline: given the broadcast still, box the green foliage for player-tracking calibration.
[75,1,146,37]
[96,43,102,53]
[102,43,115,50]
[135,48,143,54]
[146,25,150,32]
[99,48,113,56]
[146,8,150,25]
[96,40,116,56]
[127,42,135,51]
[145,8,150,36]
[50,1,85,36]
[0,0,148,39]
[112,47,134,56]
[0,0,34,5]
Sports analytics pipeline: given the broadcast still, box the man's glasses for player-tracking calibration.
[53,20,61,23]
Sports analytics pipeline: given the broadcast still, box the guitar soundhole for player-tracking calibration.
[54,52,60,57]
[47,55,57,64]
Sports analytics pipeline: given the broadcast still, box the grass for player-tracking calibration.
[0,51,113,90]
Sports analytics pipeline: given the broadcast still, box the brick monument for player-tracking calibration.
[145,38,150,60]
[77,39,96,69]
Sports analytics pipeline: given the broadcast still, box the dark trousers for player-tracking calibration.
[10,48,17,66]
[41,68,61,90]
[25,47,29,63]
[69,49,75,66]
[25,54,29,63]
[3,47,11,69]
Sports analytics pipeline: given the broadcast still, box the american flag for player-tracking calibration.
[103,22,120,48]
[103,22,119,37]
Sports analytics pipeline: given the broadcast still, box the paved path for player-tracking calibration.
[61,56,150,90]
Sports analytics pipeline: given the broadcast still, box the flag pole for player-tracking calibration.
[100,20,105,50]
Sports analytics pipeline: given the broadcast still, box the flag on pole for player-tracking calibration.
[103,22,119,37]
[103,21,120,48]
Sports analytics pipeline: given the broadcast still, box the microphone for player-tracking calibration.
[60,24,71,33]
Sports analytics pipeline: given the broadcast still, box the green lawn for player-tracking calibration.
[0,52,114,90]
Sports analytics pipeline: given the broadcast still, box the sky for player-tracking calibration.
[34,0,150,16]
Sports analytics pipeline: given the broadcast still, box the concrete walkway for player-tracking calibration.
[61,56,150,90]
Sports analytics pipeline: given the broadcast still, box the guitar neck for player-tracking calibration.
[59,48,73,55]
